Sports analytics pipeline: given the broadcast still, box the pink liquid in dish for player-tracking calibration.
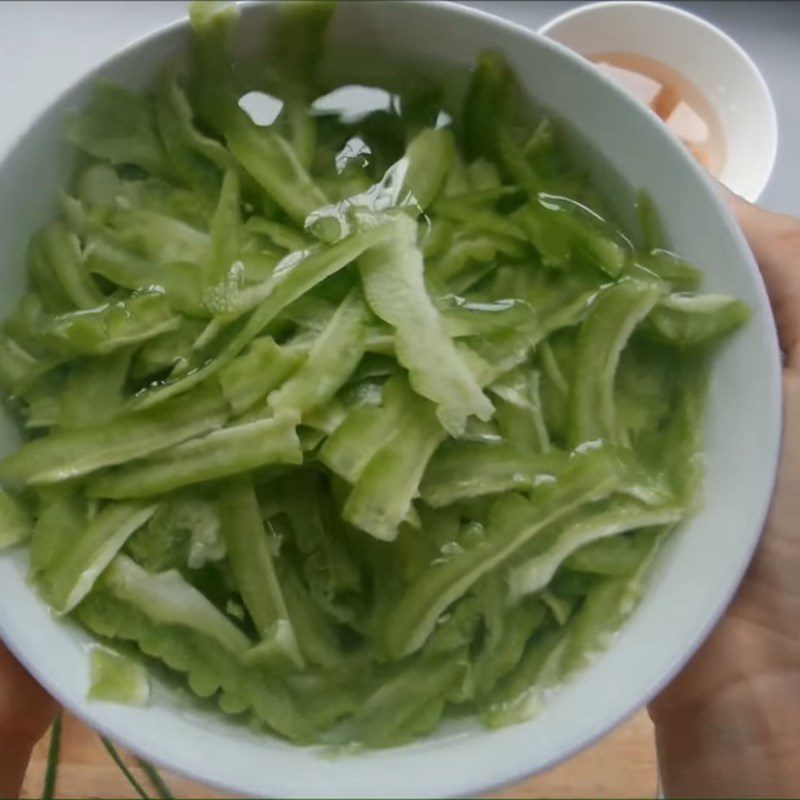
[590,52,726,176]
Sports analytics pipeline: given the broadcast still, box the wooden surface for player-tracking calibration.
[20,709,656,799]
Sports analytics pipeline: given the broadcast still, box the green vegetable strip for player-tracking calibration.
[347,655,466,747]
[537,290,599,342]
[516,200,625,276]
[480,627,567,728]
[225,116,328,227]
[399,128,453,211]
[644,293,750,349]
[382,447,624,657]
[280,95,316,171]
[281,567,346,669]
[301,396,348,435]
[14,292,179,358]
[88,647,150,706]
[636,190,664,252]
[219,478,303,667]
[244,217,311,253]
[558,530,667,675]
[305,127,452,242]
[207,169,241,282]
[155,64,231,194]
[540,589,574,627]
[71,163,119,210]
[461,50,522,169]
[420,442,568,508]
[267,0,335,88]
[467,57,543,194]
[132,319,205,379]
[187,0,240,129]
[541,195,629,278]
[86,207,209,265]
[101,554,252,654]
[359,214,493,435]
[343,383,444,541]
[22,378,62,429]
[440,144,470,198]
[57,349,132,429]
[539,340,569,398]
[564,530,657,576]
[278,295,337,332]
[28,233,73,314]
[655,356,709,506]
[433,199,527,241]
[459,333,531,389]
[490,368,551,453]
[318,374,408,482]
[424,233,496,288]
[79,590,314,742]
[0,385,228,486]
[131,224,394,410]
[29,491,87,579]
[632,250,702,292]
[0,336,57,394]
[65,82,171,179]
[46,500,158,613]
[126,494,223,572]
[218,337,306,414]
[569,280,663,446]
[90,412,302,498]
[269,292,366,415]
[507,499,681,602]
[0,490,32,550]
[474,599,547,696]
[225,224,392,323]
[40,223,103,309]
[279,469,361,596]
[438,296,534,338]
[84,240,206,317]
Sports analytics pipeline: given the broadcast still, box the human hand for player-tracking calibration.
[0,642,57,797]
[649,192,800,798]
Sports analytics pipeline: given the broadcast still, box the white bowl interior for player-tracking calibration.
[0,2,781,797]
[539,0,778,202]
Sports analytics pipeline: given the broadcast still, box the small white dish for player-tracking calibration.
[0,1,781,797]
[539,0,778,202]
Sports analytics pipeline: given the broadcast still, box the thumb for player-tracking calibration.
[718,184,800,362]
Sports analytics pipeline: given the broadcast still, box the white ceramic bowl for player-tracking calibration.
[0,2,781,797]
[539,1,779,202]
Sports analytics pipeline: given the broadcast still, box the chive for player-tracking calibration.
[42,710,62,800]
[100,736,150,800]
[137,758,174,800]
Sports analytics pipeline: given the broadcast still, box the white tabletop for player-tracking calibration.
[0,1,797,216]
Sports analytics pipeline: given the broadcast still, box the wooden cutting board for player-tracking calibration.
[20,710,656,798]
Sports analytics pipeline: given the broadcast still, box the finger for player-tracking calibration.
[0,642,58,743]
[717,185,800,360]
[724,187,800,274]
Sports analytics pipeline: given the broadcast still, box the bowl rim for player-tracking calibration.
[537,0,779,202]
[0,1,782,797]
